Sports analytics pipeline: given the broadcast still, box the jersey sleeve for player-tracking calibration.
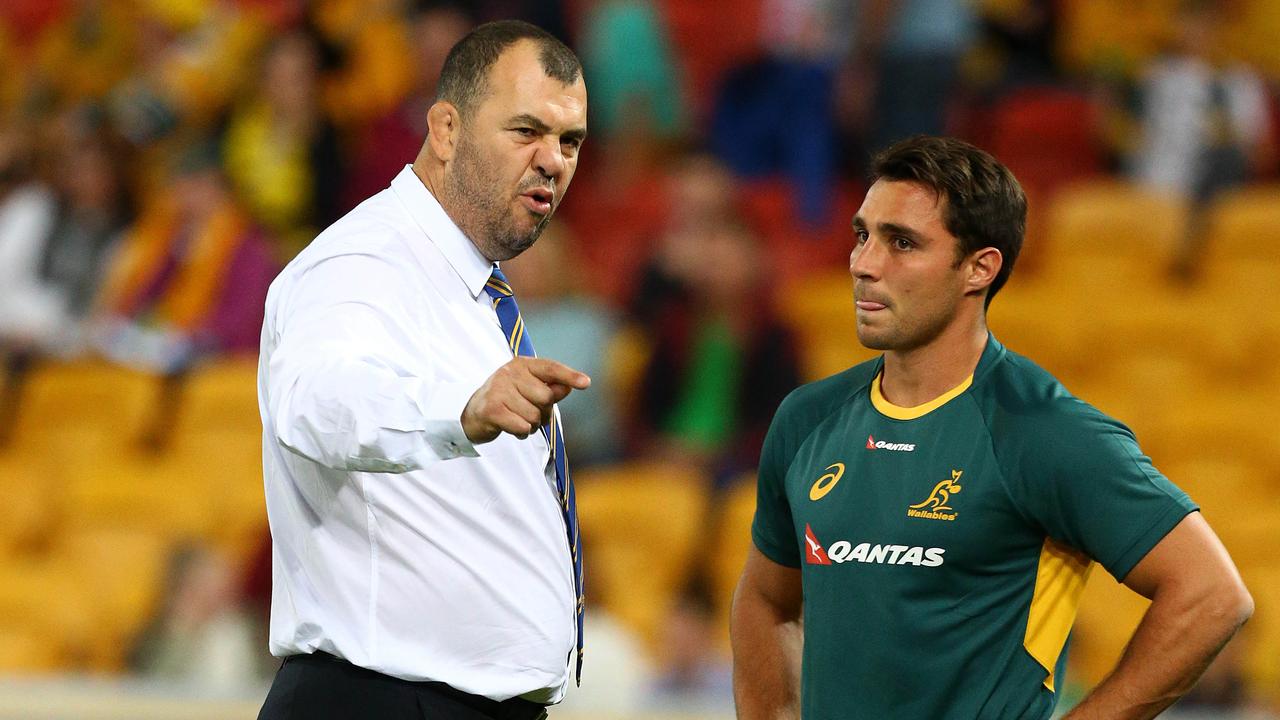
[999,400,1198,581]
[751,392,803,568]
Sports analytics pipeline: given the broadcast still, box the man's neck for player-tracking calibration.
[411,158,494,262]
[879,314,989,408]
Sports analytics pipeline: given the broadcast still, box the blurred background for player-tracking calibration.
[0,0,1278,717]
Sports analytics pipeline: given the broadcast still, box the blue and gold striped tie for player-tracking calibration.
[483,265,584,685]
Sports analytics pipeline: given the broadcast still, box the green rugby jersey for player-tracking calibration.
[752,335,1197,720]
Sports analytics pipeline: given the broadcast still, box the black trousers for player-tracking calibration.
[257,653,549,720]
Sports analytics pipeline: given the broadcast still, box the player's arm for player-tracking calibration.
[1062,512,1252,720]
[731,544,803,720]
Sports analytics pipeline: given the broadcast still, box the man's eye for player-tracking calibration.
[854,230,868,244]
[893,237,913,250]
[514,128,537,137]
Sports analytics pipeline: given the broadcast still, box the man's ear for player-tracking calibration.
[966,247,1003,297]
[426,101,461,162]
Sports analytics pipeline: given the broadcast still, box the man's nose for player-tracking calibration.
[533,137,566,180]
[850,238,882,280]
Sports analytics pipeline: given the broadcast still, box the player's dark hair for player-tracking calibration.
[871,135,1027,307]
[436,20,581,117]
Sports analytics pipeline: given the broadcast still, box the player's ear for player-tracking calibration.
[426,101,461,162]
[965,247,1003,297]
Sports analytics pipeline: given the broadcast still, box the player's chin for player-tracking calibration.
[855,325,895,351]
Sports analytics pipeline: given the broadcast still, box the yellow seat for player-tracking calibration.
[166,429,265,563]
[61,443,222,544]
[1196,186,1280,309]
[0,558,94,669]
[7,361,158,449]
[178,356,261,436]
[1159,456,1277,568]
[0,453,60,556]
[987,282,1097,385]
[0,625,66,672]
[710,476,758,647]
[1239,566,1280,706]
[1140,391,1280,471]
[602,324,652,421]
[574,462,710,654]
[777,269,880,382]
[1034,180,1188,297]
[53,527,170,671]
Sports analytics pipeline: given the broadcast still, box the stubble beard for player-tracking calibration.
[444,135,552,262]
[855,297,959,353]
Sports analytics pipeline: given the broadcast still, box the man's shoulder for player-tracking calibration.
[978,343,1130,444]
[281,191,418,280]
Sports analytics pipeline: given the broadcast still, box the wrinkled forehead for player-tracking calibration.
[477,41,586,125]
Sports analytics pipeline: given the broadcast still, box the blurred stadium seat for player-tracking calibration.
[4,361,157,449]
[1036,179,1189,295]
[710,476,757,648]
[574,461,710,656]
[1198,186,1280,307]
[777,269,880,382]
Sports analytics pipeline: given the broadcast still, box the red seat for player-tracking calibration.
[984,87,1105,203]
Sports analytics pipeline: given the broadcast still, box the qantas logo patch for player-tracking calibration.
[804,524,831,565]
[804,524,945,567]
[866,435,916,452]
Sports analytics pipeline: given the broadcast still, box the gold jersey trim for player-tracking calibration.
[870,372,974,420]
[1024,538,1093,692]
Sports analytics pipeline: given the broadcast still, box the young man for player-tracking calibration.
[731,135,1252,720]
[258,21,589,720]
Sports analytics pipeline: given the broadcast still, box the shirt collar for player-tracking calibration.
[391,165,493,299]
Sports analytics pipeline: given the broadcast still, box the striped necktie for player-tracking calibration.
[482,265,584,685]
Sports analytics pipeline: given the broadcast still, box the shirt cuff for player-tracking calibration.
[416,379,481,461]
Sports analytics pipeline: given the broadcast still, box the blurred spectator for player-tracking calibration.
[1121,1,1275,279]
[221,29,343,259]
[309,0,415,129]
[466,0,572,48]
[579,0,685,142]
[128,543,268,692]
[855,0,978,154]
[75,3,262,147]
[0,116,134,357]
[341,1,472,210]
[24,0,138,115]
[710,0,847,224]
[625,152,738,325]
[646,587,733,714]
[1127,1,1275,206]
[630,176,801,483]
[973,0,1061,93]
[93,139,277,373]
[501,225,624,467]
[0,125,58,353]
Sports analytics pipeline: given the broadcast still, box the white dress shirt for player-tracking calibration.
[258,166,574,703]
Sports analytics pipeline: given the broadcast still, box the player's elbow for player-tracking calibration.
[1201,577,1253,636]
[1222,582,1254,628]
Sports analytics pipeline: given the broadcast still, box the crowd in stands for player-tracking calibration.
[1,0,1278,715]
